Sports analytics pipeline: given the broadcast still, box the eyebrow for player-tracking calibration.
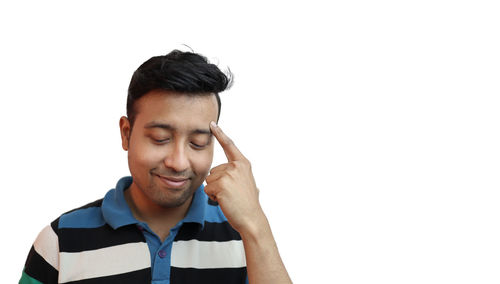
[144,122,212,136]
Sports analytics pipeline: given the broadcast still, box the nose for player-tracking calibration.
[163,143,190,173]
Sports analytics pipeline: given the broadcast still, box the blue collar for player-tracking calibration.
[102,176,208,230]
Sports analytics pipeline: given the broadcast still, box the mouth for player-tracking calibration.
[155,174,189,189]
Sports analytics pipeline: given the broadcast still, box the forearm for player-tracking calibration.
[207,124,292,282]
[241,214,292,284]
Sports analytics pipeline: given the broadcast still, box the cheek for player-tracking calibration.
[191,149,214,175]
[128,138,165,170]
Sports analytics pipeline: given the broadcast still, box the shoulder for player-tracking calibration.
[34,198,105,243]
[22,198,106,283]
[32,198,106,258]
[30,198,107,263]
[55,198,105,230]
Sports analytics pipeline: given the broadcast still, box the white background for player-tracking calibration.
[1,1,499,283]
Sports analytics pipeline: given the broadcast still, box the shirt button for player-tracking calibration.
[158,250,167,258]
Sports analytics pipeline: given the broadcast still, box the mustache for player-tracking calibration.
[150,168,193,179]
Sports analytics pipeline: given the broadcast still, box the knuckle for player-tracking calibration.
[204,184,218,195]
[235,159,251,169]
[206,174,214,183]
[204,185,211,193]
[231,161,245,171]
[210,164,226,174]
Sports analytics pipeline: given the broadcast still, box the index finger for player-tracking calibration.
[210,121,245,162]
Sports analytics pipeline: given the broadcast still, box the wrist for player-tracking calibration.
[239,211,271,242]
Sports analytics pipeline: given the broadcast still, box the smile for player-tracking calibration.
[155,174,189,189]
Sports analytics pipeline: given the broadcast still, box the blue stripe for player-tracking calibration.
[204,204,228,223]
[59,207,105,229]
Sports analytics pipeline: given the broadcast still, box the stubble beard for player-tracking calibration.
[144,175,200,208]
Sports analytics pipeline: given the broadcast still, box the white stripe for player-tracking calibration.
[59,242,150,283]
[171,240,246,269]
[34,225,60,270]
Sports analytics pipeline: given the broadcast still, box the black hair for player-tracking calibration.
[127,50,232,127]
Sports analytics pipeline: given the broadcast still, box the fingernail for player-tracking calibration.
[210,121,217,128]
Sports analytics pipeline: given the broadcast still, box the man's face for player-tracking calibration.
[120,90,218,208]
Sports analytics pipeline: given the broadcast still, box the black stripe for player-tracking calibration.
[59,224,145,252]
[24,246,58,283]
[50,217,59,233]
[175,221,241,242]
[63,268,151,284]
[171,267,247,284]
[208,198,219,206]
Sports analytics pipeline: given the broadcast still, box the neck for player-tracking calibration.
[124,182,193,241]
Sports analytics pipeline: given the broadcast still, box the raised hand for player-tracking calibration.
[205,121,265,236]
[206,121,293,283]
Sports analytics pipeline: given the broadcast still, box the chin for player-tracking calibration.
[153,185,197,208]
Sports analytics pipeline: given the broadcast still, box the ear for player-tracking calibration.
[119,116,131,151]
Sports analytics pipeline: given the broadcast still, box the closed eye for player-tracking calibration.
[153,138,170,144]
[190,142,208,149]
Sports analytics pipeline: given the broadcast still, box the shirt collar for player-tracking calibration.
[183,184,208,229]
[102,176,138,229]
[102,176,207,230]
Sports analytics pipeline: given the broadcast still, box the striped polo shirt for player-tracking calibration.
[20,176,248,284]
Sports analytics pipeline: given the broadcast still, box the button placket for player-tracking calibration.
[158,250,167,258]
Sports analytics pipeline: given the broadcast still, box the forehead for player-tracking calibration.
[134,90,218,130]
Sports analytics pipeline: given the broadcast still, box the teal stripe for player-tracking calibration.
[19,270,43,284]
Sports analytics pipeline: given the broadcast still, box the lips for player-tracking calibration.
[155,174,189,189]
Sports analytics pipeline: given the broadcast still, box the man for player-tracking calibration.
[20,50,292,284]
